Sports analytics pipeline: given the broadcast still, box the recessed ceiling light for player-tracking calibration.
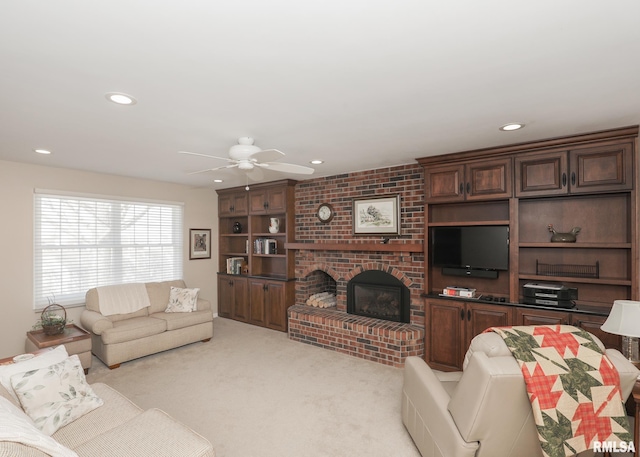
[499,123,524,131]
[105,92,137,105]
[213,179,223,183]
[310,159,324,165]
[34,149,51,155]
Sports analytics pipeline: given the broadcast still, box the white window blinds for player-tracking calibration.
[34,191,183,309]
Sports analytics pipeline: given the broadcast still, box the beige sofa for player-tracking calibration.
[402,332,640,457]
[81,280,213,369]
[0,380,214,456]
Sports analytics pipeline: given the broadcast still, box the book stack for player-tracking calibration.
[442,286,476,298]
[254,238,277,254]
[226,257,246,275]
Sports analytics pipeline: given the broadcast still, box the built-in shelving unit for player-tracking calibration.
[217,180,296,332]
[417,125,639,370]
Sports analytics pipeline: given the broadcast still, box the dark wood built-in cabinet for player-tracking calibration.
[418,126,639,370]
[217,180,296,332]
[425,157,512,203]
[426,298,511,371]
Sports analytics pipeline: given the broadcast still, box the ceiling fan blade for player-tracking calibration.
[263,162,315,175]
[246,167,265,181]
[178,151,233,162]
[250,148,285,163]
[188,164,238,175]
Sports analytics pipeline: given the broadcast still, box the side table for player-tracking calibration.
[25,324,92,373]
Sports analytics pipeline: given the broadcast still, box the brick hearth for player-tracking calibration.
[288,164,426,366]
[288,305,424,367]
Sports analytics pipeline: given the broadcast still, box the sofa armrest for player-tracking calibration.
[80,309,113,335]
[402,356,478,457]
[196,297,211,312]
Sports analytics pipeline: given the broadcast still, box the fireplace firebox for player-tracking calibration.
[347,270,410,323]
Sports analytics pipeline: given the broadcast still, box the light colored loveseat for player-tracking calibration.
[0,380,214,456]
[80,280,213,369]
[402,331,640,457]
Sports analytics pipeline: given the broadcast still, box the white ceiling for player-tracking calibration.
[1,1,639,190]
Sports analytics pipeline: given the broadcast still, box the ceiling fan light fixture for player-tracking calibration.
[237,161,255,170]
[34,148,51,155]
[213,179,223,183]
[310,159,324,165]
[499,122,524,131]
[105,92,137,105]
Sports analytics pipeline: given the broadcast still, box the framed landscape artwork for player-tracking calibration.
[189,228,211,260]
[352,195,401,235]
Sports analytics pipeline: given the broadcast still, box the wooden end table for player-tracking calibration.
[25,324,92,373]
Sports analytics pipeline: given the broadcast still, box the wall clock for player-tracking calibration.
[317,203,334,223]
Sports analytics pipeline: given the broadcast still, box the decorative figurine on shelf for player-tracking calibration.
[232,221,242,234]
[269,218,280,233]
[548,224,581,243]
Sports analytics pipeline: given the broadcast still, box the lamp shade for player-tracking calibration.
[601,300,640,338]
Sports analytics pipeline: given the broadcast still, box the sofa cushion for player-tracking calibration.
[165,287,200,313]
[146,280,186,314]
[0,395,77,457]
[52,383,142,450]
[100,317,167,345]
[0,345,69,403]
[150,310,213,331]
[72,408,214,457]
[11,355,103,436]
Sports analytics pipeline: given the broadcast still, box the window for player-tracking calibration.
[34,191,183,309]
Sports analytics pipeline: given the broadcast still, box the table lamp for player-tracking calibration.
[601,299,640,362]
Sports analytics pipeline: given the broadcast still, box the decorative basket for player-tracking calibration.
[40,304,67,336]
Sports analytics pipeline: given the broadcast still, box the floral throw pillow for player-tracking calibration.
[10,355,104,436]
[165,286,199,313]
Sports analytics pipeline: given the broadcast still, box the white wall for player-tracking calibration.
[0,160,218,358]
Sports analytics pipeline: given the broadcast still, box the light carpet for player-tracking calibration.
[86,317,421,457]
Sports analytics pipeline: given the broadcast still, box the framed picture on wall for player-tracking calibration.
[352,195,401,235]
[189,229,211,260]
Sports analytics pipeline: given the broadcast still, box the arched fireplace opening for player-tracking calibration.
[347,270,410,323]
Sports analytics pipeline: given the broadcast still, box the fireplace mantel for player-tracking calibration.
[285,242,423,253]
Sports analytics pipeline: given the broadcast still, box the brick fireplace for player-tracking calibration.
[287,164,425,367]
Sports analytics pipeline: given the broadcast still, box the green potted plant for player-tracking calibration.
[33,300,68,336]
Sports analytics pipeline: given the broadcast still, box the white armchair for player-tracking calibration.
[402,332,639,457]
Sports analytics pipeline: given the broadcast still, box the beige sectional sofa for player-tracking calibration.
[81,280,213,369]
[0,380,214,456]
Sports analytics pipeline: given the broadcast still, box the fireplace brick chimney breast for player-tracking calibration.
[288,164,425,366]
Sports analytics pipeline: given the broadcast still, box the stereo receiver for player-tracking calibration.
[523,283,577,309]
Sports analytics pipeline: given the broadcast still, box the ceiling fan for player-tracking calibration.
[179,137,315,181]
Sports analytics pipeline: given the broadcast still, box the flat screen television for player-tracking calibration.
[431,225,509,278]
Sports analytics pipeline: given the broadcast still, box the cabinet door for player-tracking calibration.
[266,187,287,213]
[571,314,621,351]
[465,158,512,201]
[569,142,633,194]
[465,302,512,349]
[514,307,570,326]
[425,299,465,371]
[249,187,287,214]
[515,151,569,197]
[264,281,287,332]
[231,276,249,322]
[248,279,267,326]
[219,192,248,216]
[217,276,233,318]
[424,164,465,203]
[249,189,268,214]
